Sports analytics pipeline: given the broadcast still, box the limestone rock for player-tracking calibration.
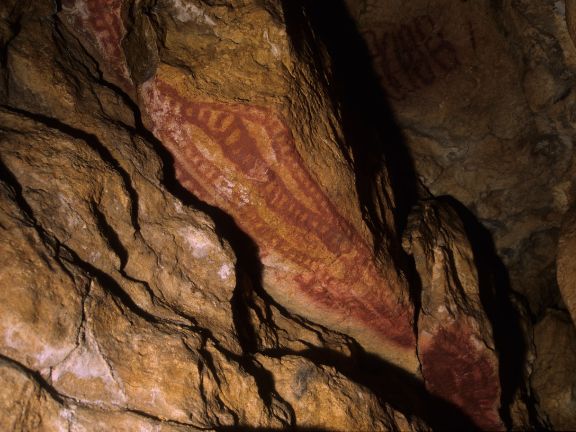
[56,0,420,372]
[0,0,432,429]
[403,200,503,430]
[531,309,576,430]
[257,354,426,431]
[0,0,556,430]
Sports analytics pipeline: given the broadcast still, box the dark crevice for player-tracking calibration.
[0,105,141,232]
[0,153,168,329]
[0,353,66,405]
[91,204,129,270]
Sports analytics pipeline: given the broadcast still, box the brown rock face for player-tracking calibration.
[5,0,573,430]
[346,0,576,318]
[558,206,576,325]
[404,201,502,430]
[0,0,427,429]
[58,0,419,372]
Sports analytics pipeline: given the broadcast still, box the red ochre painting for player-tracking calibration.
[60,0,504,428]
[61,0,132,91]
[420,324,503,430]
[140,77,416,353]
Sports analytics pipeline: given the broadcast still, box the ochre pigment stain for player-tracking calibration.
[420,325,502,430]
[141,77,415,350]
[62,0,132,91]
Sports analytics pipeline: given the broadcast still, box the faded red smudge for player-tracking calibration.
[421,325,503,430]
[362,15,460,101]
[61,0,132,92]
[141,78,415,349]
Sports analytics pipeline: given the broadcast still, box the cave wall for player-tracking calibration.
[0,0,575,430]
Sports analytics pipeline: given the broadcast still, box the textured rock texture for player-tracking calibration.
[348,0,576,427]
[3,0,575,430]
[558,205,576,324]
[531,309,576,431]
[347,0,576,320]
[403,201,502,430]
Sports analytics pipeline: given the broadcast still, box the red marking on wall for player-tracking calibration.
[61,0,133,91]
[363,15,460,100]
[140,77,415,349]
[420,325,503,430]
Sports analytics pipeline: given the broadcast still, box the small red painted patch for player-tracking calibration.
[421,325,503,430]
[62,0,132,91]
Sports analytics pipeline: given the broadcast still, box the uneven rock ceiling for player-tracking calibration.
[1,0,576,431]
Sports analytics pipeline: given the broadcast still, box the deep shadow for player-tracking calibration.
[281,0,425,321]
[282,0,419,249]
[261,344,481,431]
[438,196,542,429]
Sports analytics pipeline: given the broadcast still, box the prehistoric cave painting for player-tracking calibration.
[140,77,416,350]
[420,325,503,430]
[61,2,504,427]
[61,0,133,91]
[363,15,460,101]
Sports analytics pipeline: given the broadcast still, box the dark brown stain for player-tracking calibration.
[363,15,460,100]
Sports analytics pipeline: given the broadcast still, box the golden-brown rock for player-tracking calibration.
[403,200,503,430]
[0,1,430,429]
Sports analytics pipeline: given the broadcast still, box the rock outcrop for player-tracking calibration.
[558,206,576,325]
[531,309,576,431]
[403,200,502,430]
[3,0,575,430]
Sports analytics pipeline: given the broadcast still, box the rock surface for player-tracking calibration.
[403,200,502,430]
[0,0,427,430]
[558,205,576,324]
[348,0,576,427]
[2,0,574,430]
[346,0,576,320]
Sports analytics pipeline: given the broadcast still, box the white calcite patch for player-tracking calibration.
[170,0,216,26]
[218,263,233,280]
[59,193,86,230]
[264,30,280,59]
[214,175,235,200]
[62,0,90,20]
[179,226,216,259]
[51,326,127,405]
[3,323,74,370]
